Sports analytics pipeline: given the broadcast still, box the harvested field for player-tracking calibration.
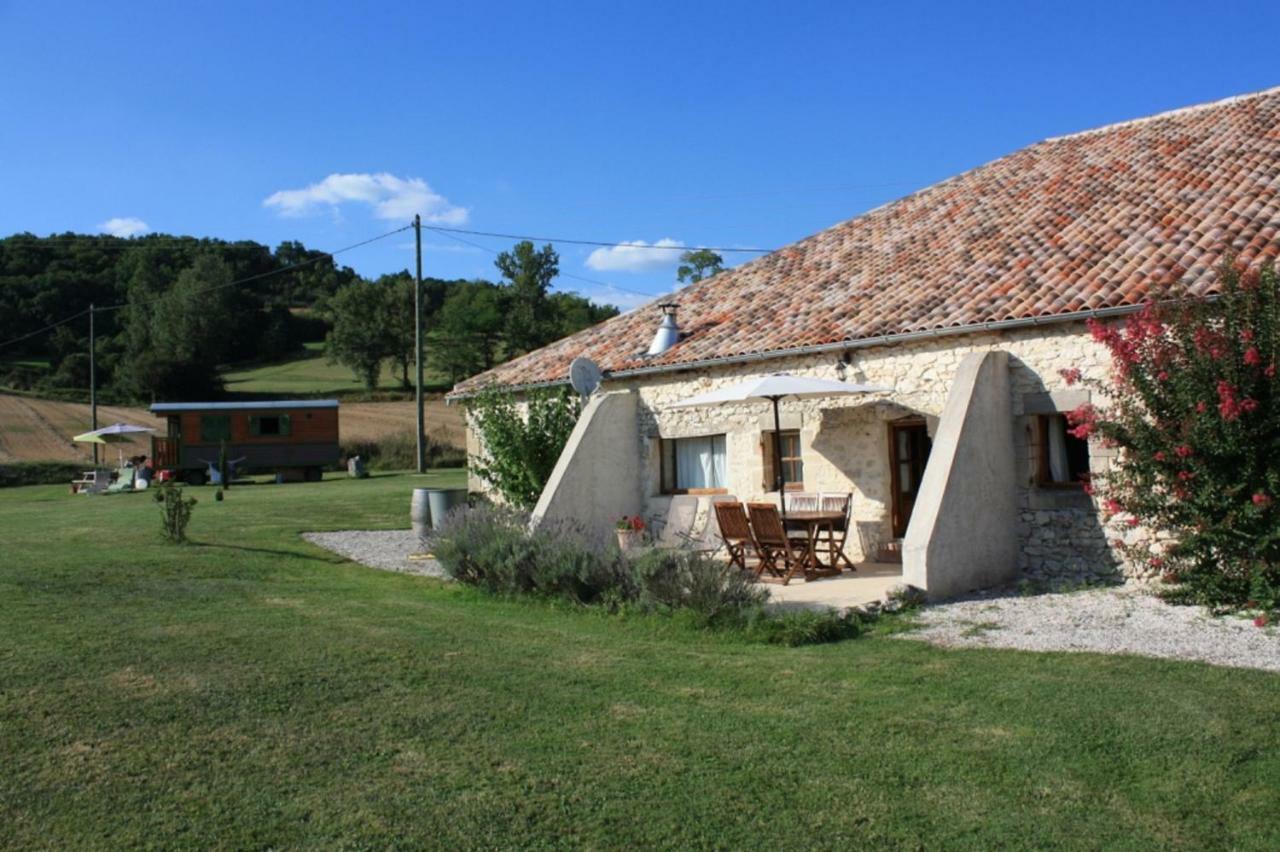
[0,395,161,462]
[0,394,463,463]
[338,399,464,447]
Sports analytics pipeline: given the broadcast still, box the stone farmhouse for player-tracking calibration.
[449,87,1280,597]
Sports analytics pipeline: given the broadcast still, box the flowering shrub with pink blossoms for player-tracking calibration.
[1067,263,1280,614]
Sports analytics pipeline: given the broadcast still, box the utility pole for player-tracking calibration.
[414,214,426,473]
[89,303,98,467]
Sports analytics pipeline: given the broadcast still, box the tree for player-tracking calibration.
[467,386,581,509]
[548,292,619,338]
[1072,263,1280,613]
[379,274,418,390]
[122,253,237,400]
[495,241,559,355]
[676,249,724,284]
[325,282,389,390]
[430,281,505,383]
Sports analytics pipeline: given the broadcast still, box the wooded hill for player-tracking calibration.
[0,233,618,402]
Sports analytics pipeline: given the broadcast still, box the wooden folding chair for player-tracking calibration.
[713,501,754,572]
[819,492,855,571]
[747,502,809,585]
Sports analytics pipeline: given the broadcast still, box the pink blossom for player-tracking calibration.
[1104,499,1123,516]
[1267,363,1277,379]
[1066,403,1098,439]
[1240,398,1259,414]
[1255,615,1269,628]
[1059,367,1082,386]
[1175,445,1194,459]
[1253,493,1272,508]
[1178,470,1196,482]
[1156,371,1169,381]
[1240,329,1255,342]
[1153,451,1167,462]
[1195,401,1208,414]
[1127,517,1140,527]
[1244,347,1262,366]
[1218,380,1242,421]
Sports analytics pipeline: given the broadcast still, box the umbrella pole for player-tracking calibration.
[771,396,787,517]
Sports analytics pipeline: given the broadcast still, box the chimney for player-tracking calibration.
[647,303,680,356]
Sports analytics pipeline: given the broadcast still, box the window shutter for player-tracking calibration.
[760,432,776,492]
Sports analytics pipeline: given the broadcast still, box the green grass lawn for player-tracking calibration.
[2,474,1278,848]
[223,342,448,396]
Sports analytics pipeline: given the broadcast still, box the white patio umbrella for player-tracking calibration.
[73,422,155,464]
[670,373,891,512]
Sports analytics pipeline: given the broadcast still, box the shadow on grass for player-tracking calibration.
[191,540,347,563]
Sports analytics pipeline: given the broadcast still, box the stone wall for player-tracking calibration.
[464,319,1147,584]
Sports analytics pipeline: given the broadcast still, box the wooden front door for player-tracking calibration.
[889,420,932,538]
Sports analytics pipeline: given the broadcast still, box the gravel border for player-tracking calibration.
[302,530,445,578]
[900,585,1280,673]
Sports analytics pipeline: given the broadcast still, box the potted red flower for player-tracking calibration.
[615,515,646,552]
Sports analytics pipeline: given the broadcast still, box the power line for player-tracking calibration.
[429,228,668,302]
[422,224,773,254]
[0,224,411,350]
[0,308,91,351]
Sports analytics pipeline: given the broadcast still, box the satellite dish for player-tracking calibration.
[568,356,603,397]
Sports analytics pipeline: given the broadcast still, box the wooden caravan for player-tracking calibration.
[149,400,340,484]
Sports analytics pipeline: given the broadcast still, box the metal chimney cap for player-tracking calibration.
[647,303,681,356]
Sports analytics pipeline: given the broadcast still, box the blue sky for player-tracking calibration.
[2,0,1277,310]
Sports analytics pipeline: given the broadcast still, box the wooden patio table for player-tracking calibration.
[781,510,846,582]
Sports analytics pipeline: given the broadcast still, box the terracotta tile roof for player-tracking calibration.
[452,87,1280,396]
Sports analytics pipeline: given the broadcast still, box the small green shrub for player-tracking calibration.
[341,431,466,471]
[430,503,624,604]
[627,548,767,625]
[153,483,197,543]
[747,609,867,646]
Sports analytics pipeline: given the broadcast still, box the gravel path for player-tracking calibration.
[902,585,1280,673]
[302,530,446,578]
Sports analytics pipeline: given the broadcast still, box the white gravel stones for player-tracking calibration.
[901,585,1280,673]
[302,530,445,578]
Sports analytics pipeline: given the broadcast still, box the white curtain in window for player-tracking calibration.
[1047,416,1069,483]
[675,435,726,489]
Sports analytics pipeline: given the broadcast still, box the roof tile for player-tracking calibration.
[454,87,1280,395]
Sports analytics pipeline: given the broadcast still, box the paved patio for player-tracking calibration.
[764,561,903,610]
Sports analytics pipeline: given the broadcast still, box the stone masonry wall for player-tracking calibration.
[465,319,1150,583]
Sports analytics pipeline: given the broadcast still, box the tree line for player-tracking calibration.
[0,233,618,401]
[325,240,617,389]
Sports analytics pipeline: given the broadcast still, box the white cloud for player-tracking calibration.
[263,173,468,224]
[585,238,684,272]
[98,217,149,237]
